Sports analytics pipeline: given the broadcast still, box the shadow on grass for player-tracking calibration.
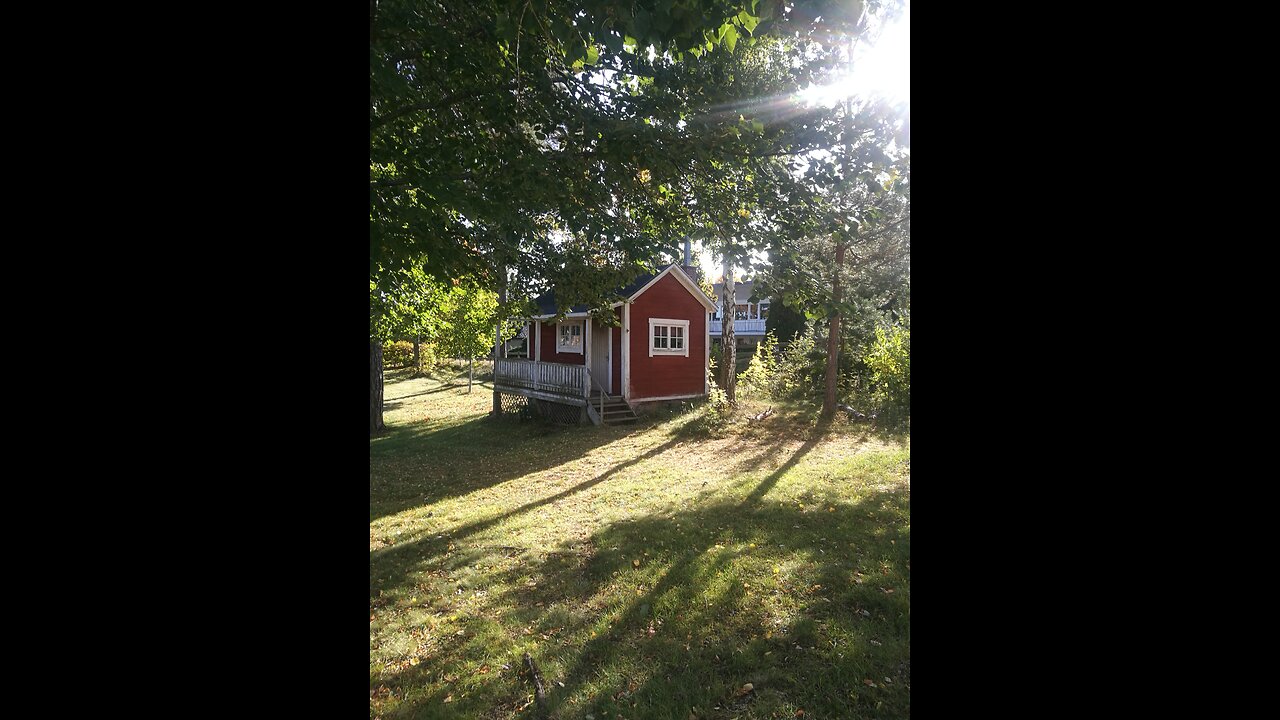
[370,411,646,523]
[384,384,468,403]
[370,434,686,597]
[373,486,911,720]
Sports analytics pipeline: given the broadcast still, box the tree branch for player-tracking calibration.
[371,84,511,130]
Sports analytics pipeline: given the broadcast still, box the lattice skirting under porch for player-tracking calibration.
[535,399,584,425]
[497,392,584,425]
[499,392,530,417]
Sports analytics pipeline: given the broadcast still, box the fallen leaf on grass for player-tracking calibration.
[443,695,453,703]
[737,683,754,696]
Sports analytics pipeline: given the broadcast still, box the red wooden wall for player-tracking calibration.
[628,272,707,400]
[535,320,586,365]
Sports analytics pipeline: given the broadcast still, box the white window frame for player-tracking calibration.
[648,317,690,357]
[556,320,584,354]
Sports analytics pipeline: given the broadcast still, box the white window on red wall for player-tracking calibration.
[649,318,690,357]
[557,320,583,353]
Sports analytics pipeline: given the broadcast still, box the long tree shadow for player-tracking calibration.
[371,412,647,523]
[370,434,687,601]
[373,486,911,720]
[740,419,834,503]
[383,384,468,403]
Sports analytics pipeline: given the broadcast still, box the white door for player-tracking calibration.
[591,319,611,394]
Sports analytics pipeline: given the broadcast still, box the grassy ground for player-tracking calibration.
[371,365,910,719]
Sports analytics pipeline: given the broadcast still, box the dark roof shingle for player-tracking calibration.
[532,267,661,316]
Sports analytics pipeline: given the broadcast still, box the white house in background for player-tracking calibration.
[710,280,770,347]
[503,324,529,357]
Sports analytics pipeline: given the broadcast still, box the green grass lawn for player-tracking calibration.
[371,365,910,719]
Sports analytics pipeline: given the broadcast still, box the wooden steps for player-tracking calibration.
[588,392,639,425]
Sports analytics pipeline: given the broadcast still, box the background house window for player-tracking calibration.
[759,303,770,319]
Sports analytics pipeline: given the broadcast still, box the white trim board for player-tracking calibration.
[631,392,707,403]
[623,302,631,400]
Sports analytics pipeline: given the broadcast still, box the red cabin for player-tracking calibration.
[493,263,717,425]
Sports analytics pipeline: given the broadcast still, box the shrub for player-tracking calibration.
[738,331,778,397]
[697,384,736,433]
[382,340,414,368]
[865,325,910,423]
[773,328,823,403]
[414,343,438,373]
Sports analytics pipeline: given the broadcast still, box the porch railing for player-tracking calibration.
[494,358,587,399]
[709,318,767,334]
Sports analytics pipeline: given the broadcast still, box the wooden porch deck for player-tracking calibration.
[494,358,635,425]
[493,358,589,406]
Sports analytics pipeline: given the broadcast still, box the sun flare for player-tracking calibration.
[798,5,910,108]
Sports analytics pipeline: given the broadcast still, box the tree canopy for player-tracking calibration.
[371,0,905,306]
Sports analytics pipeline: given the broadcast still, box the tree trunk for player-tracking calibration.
[721,256,736,403]
[370,339,385,434]
[822,240,844,417]
[469,354,474,393]
[492,263,506,415]
[413,331,422,374]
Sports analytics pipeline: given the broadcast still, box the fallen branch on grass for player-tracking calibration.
[837,404,876,421]
[523,652,549,720]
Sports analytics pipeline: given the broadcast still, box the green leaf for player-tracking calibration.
[723,25,738,53]
[585,45,600,65]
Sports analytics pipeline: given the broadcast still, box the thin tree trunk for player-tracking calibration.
[823,240,844,417]
[721,255,736,403]
[413,331,422,374]
[469,354,474,393]
[492,263,506,415]
[370,339,385,434]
